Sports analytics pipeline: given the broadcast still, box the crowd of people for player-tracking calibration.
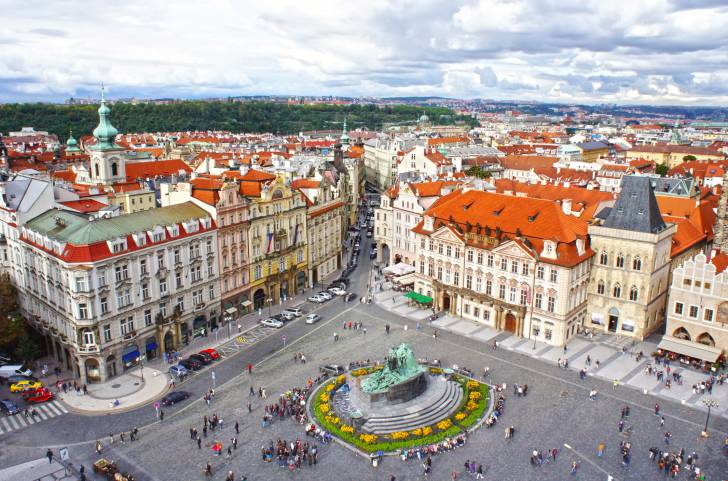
[648,446,704,479]
[261,438,319,470]
[484,395,506,428]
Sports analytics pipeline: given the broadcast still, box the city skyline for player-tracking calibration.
[2,0,728,105]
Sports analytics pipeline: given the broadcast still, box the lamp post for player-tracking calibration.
[701,398,719,437]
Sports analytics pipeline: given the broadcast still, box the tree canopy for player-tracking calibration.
[0,101,477,139]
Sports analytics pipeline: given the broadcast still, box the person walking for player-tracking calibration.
[247,363,253,374]
[654,403,660,416]
[197,436,202,449]
[226,471,235,481]
[570,461,578,475]
[46,449,53,464]
[235,421,240,434]
[597,442,605,457]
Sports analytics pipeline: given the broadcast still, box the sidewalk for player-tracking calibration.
[374,287,728,419]
[0,457,78,481]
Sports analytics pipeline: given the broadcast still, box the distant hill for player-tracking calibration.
[0,101,477,139]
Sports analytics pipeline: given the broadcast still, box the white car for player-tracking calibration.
[282,308,303,317]
[305,314,321,324]
[260,318,284,328]
[318,291,333,300]
[308,295,325,303]
[329,287,346,296]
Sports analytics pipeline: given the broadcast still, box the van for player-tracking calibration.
[282,307,303,317]
[0,364,33,379]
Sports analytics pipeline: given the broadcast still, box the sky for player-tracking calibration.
[2,0,728,105]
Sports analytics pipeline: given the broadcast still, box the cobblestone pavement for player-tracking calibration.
[48,301,727,481]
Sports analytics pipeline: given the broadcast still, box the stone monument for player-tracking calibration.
[361,343,427,403]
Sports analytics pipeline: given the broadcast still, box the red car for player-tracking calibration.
[198,348,220,361]
[23,387,55,404]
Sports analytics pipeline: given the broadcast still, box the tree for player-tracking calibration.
[0,316,25,350]
[14,336,40,364]
[655,163,669,176]
[682,155,697,162]
[0,272,18,313]
[466,165,492,179]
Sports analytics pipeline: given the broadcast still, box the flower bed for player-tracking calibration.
[310,371,490,453]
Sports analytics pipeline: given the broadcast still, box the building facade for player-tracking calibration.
[18,202,220,384]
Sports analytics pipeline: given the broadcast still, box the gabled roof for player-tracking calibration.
[237,169,276,182]
[602,176,667,234]
[59,199,109,213]
[125,159,192,180]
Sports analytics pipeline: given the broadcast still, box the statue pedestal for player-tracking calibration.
[366,371,427,405]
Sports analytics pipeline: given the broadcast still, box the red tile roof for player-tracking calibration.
[711,251,728,274]
[125,159,192,180]
[499,155,558,171]
[59,199,108,213]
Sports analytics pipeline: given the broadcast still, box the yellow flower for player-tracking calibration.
[325,415,340,425]
[325,384,335,392]
[360,433,378,444]
[319,403,330,414]
[436,419,452,430]
[466,380,480,390]
[390,431,409,440]
[466,400,478,411]
[411,428,422,436]
[422,426,433,436]
[455,412,466,420]
[319,393,329,403]
[336,375,346,385]
[469,391,482,401]
[341,425,354,433]
[430,367,443,374]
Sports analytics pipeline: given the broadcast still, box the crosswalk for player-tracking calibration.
[0,400,68,435]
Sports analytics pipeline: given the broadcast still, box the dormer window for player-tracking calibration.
[424,216,434,231]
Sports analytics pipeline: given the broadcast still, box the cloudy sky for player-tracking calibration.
[2,0,728,105]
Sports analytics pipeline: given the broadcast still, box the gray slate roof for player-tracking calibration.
[602,176,667,234]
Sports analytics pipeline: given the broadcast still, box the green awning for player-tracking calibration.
[404,292,433,304]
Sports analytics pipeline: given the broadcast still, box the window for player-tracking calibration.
[500,258,507,270]
[279,257,286,272]
[116,288,132,308]
[689,305,699,319]
[75,277,87,292]
[599,251,608,265]
[467,250,473,262]
[445,270,451,283]
[547,296,555,312]
[254,265,262,280]
[550,269,558,283]
[453,271,459,286]
[207,261,214,277]
[486,280,492,296]
[140,259,147,275]
[613,284,621,298]
[521,263,529,276]
[157,252,165,269]
[545,328,552,340]
[683,278,692,286]
[159,278,168,296]
[509,287,516,303]
[465,274,472,289]
[520,289,527,305]
[487,254,494,267]
[704,282,712,290]
[473,307,480,318]
[190,243,200,259]
[114,264,129,282]
[475,277,482,292]
[632,257,642,271]
[537,266,544,280]
[674,302,684,315]
[78,303,89,319]
[83,330,95,345]
[297,249,304,263]
[153,231,165,243]
[499,284,506,299]
[120,316,134,336]
[193,290,203,306]
[420,262,425,275]
[428,262,433,277]
[597,280,605,295]
[446,245,452,257]
[421,238,426,250]
[159,302,167,318]
[428,240,434,251]
[616,253,624,268]
[629,286,638,301]
[103,324,111,342]
[100,297,108,314]
[535,293,543,309]
[437,267,442,281]
[438,243,443,254]
[477,252,483,265]
[97,272,107,288]
[175,271,183,289]
[511,260,518,273]
[176,296,185,313]
[174,249,181,264]
[141,282,149,300]
[208,284,215,300]
[454,248,460,259]
[191,265,202,282]
[464,304,470,315]
[144,309,152,326]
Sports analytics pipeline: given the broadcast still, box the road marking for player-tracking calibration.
[563,443,620,480]
[54,401,68,413]
[25,414,36,424]
[46,402,62,416]
[1,418,11,431]
[236,336,247,343]
[36,406,49,420]
[8,416,21,429]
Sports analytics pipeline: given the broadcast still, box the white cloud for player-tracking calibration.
[0,0,726,104]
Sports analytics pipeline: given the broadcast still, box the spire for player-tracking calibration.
[340,117,350,146]
[66,129,80,152]
[91,86,119,151]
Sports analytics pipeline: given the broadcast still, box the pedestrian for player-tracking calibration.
[197,436,202,449]
[232,437,237,449]
[451,470,457,480]
[664,432,671,445]
[385,324,390,335]
[618,420,625,432]
[654,403,660,415]
[551,447,558,462]
[46,449,53,464]
[235,421,240,434]
[612,379,619,390]
[159,410,164,422]
[247,363,253,374]
[570,461,578,475]
[476,464,484,479]
[660,416,665,427]
[597,442,605,457]
[247,401,252,413]
[261,388,267,399]
[120,432,125,444]
[204,462,212,477]
[226,470,235,481]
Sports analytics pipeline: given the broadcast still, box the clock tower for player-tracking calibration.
[88,88,126,185]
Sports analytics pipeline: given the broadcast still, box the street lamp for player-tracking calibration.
[701,398,719,437]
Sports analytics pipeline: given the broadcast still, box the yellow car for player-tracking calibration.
[9,380,43,393]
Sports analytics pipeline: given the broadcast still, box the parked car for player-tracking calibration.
[318,291,333,300]
[305,313,322,324]
[344,292,358,302]
[260,318,284,328]
[169,365,188,378]
[279,311,296,321]
[10,380,43,393]
[354,242,360,249]
[23,388,54,404]
[370,250,377,259]
[161,390,190,406]
[0,364,33,379]
[282,308,303,317]
[199,348,220,360]
[188,353,211,366]
[308,294,325,303]
[335,277,350,286]
[179,358,202,371]
[196,351,215,363]
[366,231,372,238]
[0,399,20,415]
[3,374,38,384]
[329,287,346,296]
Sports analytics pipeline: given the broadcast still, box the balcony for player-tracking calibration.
[194,302,206,312]
[77,344,100,355]
[122,331,137,341]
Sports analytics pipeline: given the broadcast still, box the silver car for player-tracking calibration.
[260,318,284,328]
[305,314,321,324]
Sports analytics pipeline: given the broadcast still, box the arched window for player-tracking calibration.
[597,280,605,295]
[613,283,621,298]
[599,251,608,265]
[629,286,638,301]
[615,253,625,268]
[632,257,642,271]
[111,163,118,176]
[94,164,99,178]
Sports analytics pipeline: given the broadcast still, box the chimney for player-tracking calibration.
[562,198,572,215]
[240,163,249,175]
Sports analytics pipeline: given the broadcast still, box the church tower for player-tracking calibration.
[88,88,126,185]
[713,170,728,252]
